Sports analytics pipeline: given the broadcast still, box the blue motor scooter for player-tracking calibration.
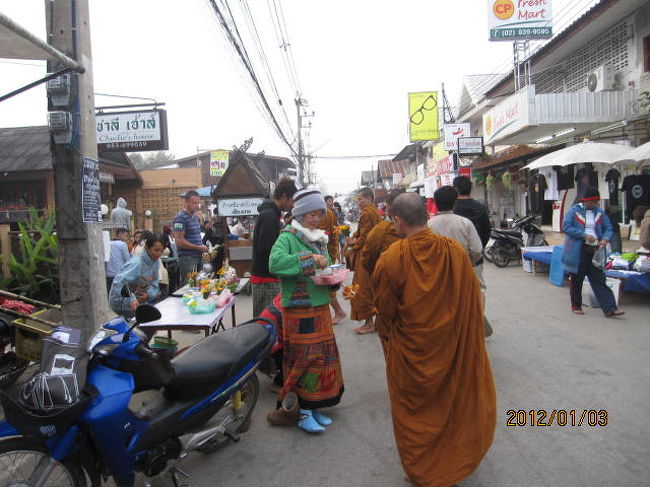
[0,304,277,487]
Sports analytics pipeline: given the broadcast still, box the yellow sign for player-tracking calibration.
[408,91,439,142]
[209,150,229,177]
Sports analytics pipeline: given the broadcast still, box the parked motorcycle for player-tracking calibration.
[0,304,277,487]
[487,213,548,268]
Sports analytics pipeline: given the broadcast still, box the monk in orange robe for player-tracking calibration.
[318,195,346,324]
[361,189,404,276]
[372,193,496,487]
[348,187,381,334]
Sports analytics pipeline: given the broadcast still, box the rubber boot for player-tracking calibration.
[312,410,332,426]
[298,409,325,433]
[266,392,299,426]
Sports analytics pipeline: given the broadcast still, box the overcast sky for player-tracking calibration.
[0,0,598,194]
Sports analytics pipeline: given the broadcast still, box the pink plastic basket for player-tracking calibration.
[310,269,349,286]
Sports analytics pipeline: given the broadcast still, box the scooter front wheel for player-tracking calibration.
[492,249,511,268]
[0,437,86,487]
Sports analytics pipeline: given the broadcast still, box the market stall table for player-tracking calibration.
[141,296,236,338]
[522,246,554,275]
[604,270,650,294]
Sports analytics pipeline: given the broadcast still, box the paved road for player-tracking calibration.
[132,264,650,486]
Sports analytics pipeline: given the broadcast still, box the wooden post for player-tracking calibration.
[47,0,110,337]
[0,224,10,278]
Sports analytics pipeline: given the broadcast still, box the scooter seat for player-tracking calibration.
[492,229,521,236]
[166,323,269,399]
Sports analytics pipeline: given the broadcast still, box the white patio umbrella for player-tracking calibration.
[523,142,631,171]
[614,141,650,168]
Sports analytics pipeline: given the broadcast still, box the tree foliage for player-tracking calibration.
[127,151,176,170]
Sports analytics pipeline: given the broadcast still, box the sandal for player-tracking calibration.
[572,309,584,315]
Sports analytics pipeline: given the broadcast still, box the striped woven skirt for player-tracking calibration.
[279,304,344,409]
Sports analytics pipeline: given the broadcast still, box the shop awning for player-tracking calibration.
[524,141,630,170]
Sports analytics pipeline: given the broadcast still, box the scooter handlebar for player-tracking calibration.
[135,343,158,360]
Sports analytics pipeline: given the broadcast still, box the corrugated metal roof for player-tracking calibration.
[0,126,51,172]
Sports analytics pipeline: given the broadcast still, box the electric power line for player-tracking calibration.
[206,0,297,157]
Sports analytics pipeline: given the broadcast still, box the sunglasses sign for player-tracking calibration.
[408,91,439,142]
[488,0,553,41]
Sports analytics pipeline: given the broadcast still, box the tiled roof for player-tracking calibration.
[0,126,52,172]
[473,144,563,170]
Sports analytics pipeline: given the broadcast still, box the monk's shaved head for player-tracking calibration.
[392,193,427,227]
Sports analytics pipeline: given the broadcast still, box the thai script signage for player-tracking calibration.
[96,109,169,152]
[458,137,484,155]
[82,157,101,223]
[217,198,264,217]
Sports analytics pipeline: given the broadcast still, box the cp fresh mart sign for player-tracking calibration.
[488,0,553,41]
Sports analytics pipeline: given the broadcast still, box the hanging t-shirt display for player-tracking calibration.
[529,173,546,212]
[621,174,650,214]
[574,166,596,203]
[539,167,559,200]
[605,169,621,205]
[554,165,574,190]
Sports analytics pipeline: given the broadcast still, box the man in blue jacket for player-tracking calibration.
[562,187,624,317]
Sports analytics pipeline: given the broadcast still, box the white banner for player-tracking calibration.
[217,198,264,217]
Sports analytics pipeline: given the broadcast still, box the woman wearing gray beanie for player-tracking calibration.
[268,188,345,433]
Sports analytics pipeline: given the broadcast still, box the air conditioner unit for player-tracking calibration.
[587,65,615,92]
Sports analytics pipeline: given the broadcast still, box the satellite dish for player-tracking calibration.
[587,73,598,92]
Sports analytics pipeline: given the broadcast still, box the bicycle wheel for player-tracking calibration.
[0,437,86,487]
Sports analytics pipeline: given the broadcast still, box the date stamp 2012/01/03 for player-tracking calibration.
[506,409,608,427]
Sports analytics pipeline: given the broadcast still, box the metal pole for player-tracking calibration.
[295,97,304,186]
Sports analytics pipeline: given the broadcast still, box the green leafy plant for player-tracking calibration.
[1,209,59,303]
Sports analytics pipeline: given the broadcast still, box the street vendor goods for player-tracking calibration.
[0,304,277,487]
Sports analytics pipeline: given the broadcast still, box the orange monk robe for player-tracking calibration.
[372,229,496,487]
[361,220,400,276]
[350,205,381,321]
[317,208,340,262]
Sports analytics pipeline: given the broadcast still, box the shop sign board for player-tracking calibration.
[210,150,229,177]
[217,198,264,217]
[96,109,169,152]
[458,137,484,155]
[82,157,101,223]
[443,123,471,151]
[408,91,439,142]
[482,85,535,145]
[488,0,553,41]
[424,177,438,198]
[417,164,425,181]
[432,155,453,177]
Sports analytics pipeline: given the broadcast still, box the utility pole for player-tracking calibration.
[295,96,305,186]
[47,0,110,337]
